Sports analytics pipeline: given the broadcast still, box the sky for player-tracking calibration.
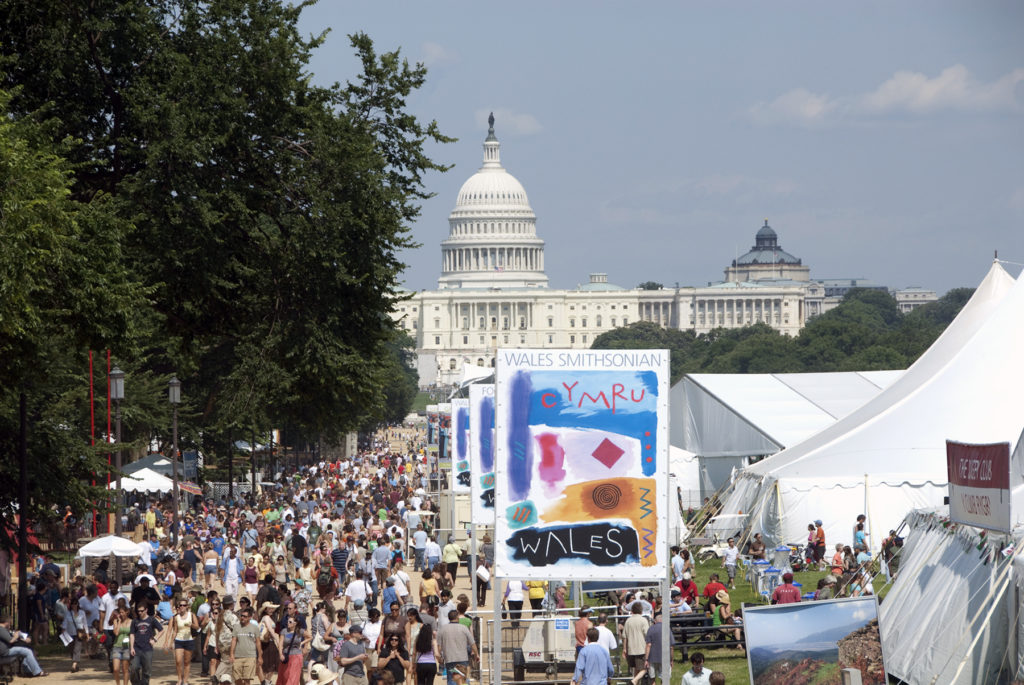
[296,2,1024,295]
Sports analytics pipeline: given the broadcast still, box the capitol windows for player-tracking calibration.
[623,317,629,325]
[611,317,617,327]
[490,317,497,329]
[582,335,588,344]
[434,336,440,345]
[412,321,417,329]
[463,335,468,344]
[520,335,526,344]
[503,335,509,344]
[479,317,485,329]
[581,318,587,327]
[434,318,440,329]
[450,359,457,370]
[477,358,484,366]
[547,317,554,327]
[462,317,469,329]
[570,335,576,344]
[479,336,484,344]
[569,319,575,328]
[548,334,553,343]
[596,315,602,327]
[519,317,526,329]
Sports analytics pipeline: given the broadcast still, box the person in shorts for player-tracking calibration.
[336,623,369,685]
[230,607,262,685]
[721,537,740,589]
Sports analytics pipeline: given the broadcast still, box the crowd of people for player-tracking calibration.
[2,423,904,685]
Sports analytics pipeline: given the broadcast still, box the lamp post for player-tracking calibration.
[169,376,181,548]
[110,367,125,535]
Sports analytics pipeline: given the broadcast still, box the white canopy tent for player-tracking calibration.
[109,467,174,493]
[77,535,147,558]
[879,509,1023,683]
[670,370,901,495]
[707,260,1021,548]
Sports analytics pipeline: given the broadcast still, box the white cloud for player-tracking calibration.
[861,65,1024,113]
[475,108,543,136]
[750,65,1024,125]
[420,41,458,67]
[749,88,839,126]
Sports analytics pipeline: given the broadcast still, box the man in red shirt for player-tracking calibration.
[771,573,802,604]
[676,573,698,607]
[701,574,727,603]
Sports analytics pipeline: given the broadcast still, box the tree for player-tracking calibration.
[0,86,147,543]
[1,1,452,454]
[637,281,664,290]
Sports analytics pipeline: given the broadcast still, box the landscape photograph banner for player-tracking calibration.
[744,596,886,685]
[452,398,471,492]
[469,384,496,521]
[494,349,669,580]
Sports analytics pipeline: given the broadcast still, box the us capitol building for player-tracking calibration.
[394,115,935,386]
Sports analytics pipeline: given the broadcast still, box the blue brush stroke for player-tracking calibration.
[456,407,469,461]
[508,371,534,500]
[527,370,659,477]
[479,395,494,471]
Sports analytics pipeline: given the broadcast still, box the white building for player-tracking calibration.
[394,117,934,386]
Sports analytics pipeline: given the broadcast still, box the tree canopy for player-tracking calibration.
[592,288,972,384]
[0,0,441,531]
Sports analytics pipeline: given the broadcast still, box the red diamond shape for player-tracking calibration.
[592,438,625,469]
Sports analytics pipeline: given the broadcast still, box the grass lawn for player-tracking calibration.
[411,391,432,413]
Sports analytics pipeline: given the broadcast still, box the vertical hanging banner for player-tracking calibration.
[438,403,452,469]
[426,405,439,447]
[469,384,496,521]
[452,398,471,492]
[495,349,669,580]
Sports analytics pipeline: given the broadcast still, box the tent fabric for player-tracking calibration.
[709,261,1020,547]
[673,371,902,458]
[121,453,174,477]
[78,535,147,558]
[879,509,1021,684]
[110,467,173,493]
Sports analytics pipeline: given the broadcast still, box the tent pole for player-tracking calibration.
[864,473,877,553]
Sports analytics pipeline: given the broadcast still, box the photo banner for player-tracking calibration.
[495,349,669,580]
[438,403,452,469]
[469,384,496,522]
[426,405,438,446]
[452,398,471,492]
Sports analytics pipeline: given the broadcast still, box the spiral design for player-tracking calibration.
[591,483,622,510]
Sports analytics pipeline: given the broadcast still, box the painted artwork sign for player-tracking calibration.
[452,398,471,492]
[494,349,669,580]
[744,596,886,685]
[426,405,438,446]
[469,384,496,521]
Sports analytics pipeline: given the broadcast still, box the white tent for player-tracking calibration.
[110,467,173,493]
[879,509,1022,683]
[670,370,901,494]
[708,260,1021,548]
[78,535,147,558]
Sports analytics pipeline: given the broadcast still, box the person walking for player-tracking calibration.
[412,623,441,685]
[63,594,87,673]
[276,613,308,685]
[336,624,370,685]
[229,606,262,685]
[129,602,165,685]
[570,628,613,685]
[437,610,478,685]
[171,597,199,685]
[110,606,132,685]
[441,537,463,583]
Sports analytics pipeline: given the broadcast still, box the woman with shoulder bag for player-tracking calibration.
[63,595,87,673]
[276,614,308,685]
[258,601,281,684]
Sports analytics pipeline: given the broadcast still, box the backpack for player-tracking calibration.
[317,567,332,587]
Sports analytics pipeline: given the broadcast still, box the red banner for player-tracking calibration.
[946,441,1010,489]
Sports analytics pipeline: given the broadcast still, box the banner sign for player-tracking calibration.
[495,349,669,580]
[439,403,451,463]
[452,398,471,492]
[946,440,1012,532]
[426,405,438,446]
[469,384,496,522]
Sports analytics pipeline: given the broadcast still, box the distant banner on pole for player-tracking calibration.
[495,349,669,580]
[426,405,438,446]
[469,384,496,521]
[452,398,471,492]
[946,440,1012,533]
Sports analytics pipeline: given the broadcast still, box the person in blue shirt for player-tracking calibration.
[571,628,613,685]
[381,578,398,611]
[210,532,225,557]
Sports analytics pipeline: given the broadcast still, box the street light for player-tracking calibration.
[110,366,124,535]
[168,376,181,548]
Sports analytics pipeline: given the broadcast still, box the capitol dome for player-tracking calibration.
[438,114,548,289]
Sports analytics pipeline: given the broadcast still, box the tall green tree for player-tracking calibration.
[1,1,452,461]
[0,86,147,539]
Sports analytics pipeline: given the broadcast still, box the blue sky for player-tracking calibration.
[297,2,1024,294]
[745,596,878,647]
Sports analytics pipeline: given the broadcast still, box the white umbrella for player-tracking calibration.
[78,535,146,558]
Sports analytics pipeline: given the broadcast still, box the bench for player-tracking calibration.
[0,653,26,677]
[669,615,745,656]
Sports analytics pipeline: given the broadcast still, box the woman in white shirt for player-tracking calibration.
[503,580,526,629]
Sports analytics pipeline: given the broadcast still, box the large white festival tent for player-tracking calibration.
[670,370,902,495]
[706,260,1022,550]
[108,467,174,493]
